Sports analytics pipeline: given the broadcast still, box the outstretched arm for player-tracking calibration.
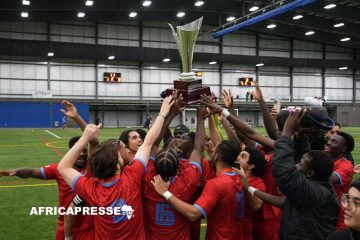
[58,124,101,187]
[251,84,280,140]
[201,95,275,149]
[232,167,285,209]
[188,106,207,166]
[0,168,43,179]
[134,95,174,165]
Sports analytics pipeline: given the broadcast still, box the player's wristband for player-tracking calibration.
[163,191,173,201]
[221,108,230,118]
[158,113,166,119]
[248,186,257,196]
[65,237,73,240]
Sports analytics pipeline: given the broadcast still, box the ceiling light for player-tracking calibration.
[142,1,152,7]
[177,12,185,18]
[305,31,315,36]
[267,24,276,29]
[226,16,235,22]
[249,6,259,12]
[77,12,85,18]
[47,52,54,57]
[339,67,348,70]
[85,0,93,6]
[21,12,28,18]
[209,61,217,65]
[195,1,204,7]
[293,15,303,20]
[22,0,30,5]
[108,56,115,60]
[334,22,344,28]
[324,3,336,9]
[341,37,350,42]
[256,63,264,67]
[129,12,137,18]
[163,58,171,62]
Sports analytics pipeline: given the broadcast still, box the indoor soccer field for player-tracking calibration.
[1,127,360,239]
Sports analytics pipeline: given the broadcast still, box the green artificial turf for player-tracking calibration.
[0,127,359,239]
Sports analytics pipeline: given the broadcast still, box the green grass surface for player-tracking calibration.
[0,127,359,240]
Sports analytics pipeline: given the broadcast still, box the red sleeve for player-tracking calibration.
[72,175,96,206]
[194,180,219,218]
[251,177,266,192]
[122,159,146,187]
[40,163,58,180]
[334,160,354,190]
[183,162,202,186]
[201,158,212,181]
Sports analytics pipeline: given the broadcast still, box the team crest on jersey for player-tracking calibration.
[110,198,135,223]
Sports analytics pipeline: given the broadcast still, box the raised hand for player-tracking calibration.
[282,109,307,137]
[197,104,208,121]
[221,89,233,109]
[160,95,175,117]
[60,100,79,119]
[151,175,170,196]
[170,91,185,116]
[82,123,102,142]
[200,94,223,117]
[251,83,264,102]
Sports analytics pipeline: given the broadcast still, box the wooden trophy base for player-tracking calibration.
[164,79,212,105]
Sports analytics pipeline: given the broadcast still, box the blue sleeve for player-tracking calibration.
[71,174,82,191]
[133,157,147,173]
[189,161,203,174]
[40,167,46,179]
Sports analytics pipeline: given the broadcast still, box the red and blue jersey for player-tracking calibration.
[72,159,147,240]
[194,170,244,240]
[40,163,93,232]
[143,157,202,240]
[242,176,266,240]
[333,157,354,230]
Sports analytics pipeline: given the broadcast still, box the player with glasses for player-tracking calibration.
[328,179,360,239]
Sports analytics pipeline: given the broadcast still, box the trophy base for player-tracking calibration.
[164,80,212,105]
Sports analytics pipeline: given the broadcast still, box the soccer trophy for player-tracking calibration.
[163,17,212,105]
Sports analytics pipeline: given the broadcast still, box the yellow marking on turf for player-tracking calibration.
[0,183,57,188]
[201,223,207,227]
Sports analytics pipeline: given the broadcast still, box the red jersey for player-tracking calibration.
[143,159,202,240]
[333,157,354,230]
[242,176,266,240]
[194,171,244,240]
[254,154,282,220]
[41,163,93,232]
[72,159,147,240]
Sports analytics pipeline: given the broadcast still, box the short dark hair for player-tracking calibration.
[155,148,179,181]
[69,136,81,149]
[350,178,360,192]
[216,140,241,167]
[335,121,341,128]
[307,150,333,181]
[135,128,147,140]
[89,139,119,179]
[244,146,266,177]
[338,132,354,154]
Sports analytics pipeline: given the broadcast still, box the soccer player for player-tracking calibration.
[151,139,243,240]
[0,136,94,240]
[325,132,355,229]
[143,106,207,240]
[119,129,144,161]
[57,95,174,240]
[235,146,266,240]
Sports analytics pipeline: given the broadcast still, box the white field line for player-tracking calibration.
[44,130,61,139]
